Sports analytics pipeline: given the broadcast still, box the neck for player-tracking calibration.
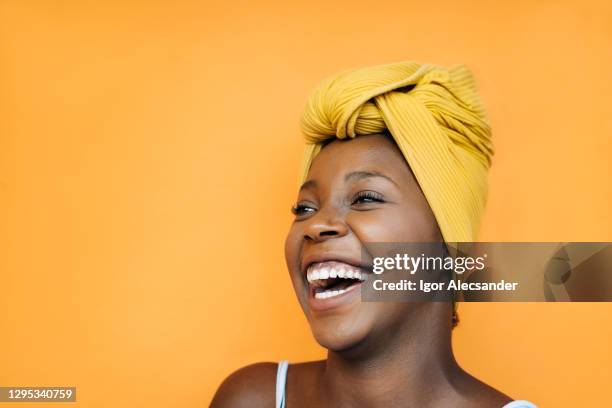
[322,303,462,407]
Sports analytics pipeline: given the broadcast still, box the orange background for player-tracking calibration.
[1,1,611,407]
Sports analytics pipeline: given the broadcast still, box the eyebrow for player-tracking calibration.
[344,170,398,187]
[299,170,398,192]
[298,179,317,192]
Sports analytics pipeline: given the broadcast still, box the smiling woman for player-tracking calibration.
[210,61,537,408]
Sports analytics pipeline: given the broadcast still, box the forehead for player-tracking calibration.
[306,134,412,183]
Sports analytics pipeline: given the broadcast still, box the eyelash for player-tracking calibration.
[291,191,385,217]
[291,203,316,216]
[351,190,385,205]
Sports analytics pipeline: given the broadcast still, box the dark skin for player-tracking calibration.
[211,134,512,408]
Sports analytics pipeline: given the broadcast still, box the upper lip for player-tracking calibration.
[301,253,371,277]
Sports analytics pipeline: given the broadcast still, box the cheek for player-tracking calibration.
[284,225,312,315]
[348,207,439,242]
[284,224,302,276]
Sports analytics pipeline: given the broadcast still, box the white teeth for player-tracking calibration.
[313,283,360,299]
[306,261,367,283]
[314,289,344,299]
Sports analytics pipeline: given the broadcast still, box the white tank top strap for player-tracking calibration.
[502,401,537,408]
[275,360,289,408]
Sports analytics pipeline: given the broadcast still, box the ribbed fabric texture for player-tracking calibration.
[299,61,493,243]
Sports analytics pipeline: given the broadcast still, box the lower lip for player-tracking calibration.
[308,282,362,312]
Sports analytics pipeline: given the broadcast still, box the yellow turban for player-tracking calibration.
[299,62,493,243]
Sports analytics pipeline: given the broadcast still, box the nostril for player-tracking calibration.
[320,230,338,237]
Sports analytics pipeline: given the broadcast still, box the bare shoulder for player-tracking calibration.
[210,362,277,408]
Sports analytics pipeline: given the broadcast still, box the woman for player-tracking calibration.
[211,62,536,407]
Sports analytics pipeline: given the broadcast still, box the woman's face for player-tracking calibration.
[285,134,444,351]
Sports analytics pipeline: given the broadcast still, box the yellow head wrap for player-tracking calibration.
[299,62,493,242]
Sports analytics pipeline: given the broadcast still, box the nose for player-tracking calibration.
[303,207,349,242]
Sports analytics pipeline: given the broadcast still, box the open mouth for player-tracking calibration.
[306,261,366,300]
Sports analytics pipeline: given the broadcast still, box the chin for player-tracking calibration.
[309,315,373,353]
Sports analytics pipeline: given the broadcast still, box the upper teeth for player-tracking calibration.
[307,261,366,283]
